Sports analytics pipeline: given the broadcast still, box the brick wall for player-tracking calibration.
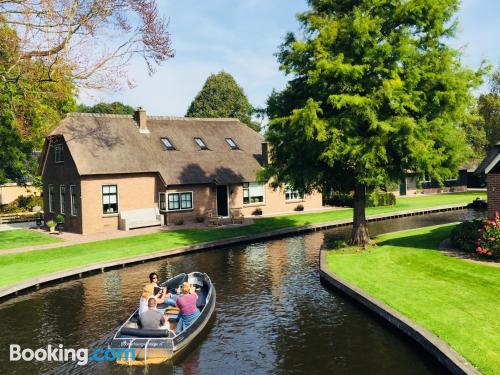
[487,173,500,219]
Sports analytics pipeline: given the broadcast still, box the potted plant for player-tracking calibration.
[252,208,263,216]
[35,212,43,227]
[294,204,304,211]
[55,214,65,231]
[47,220,57,233]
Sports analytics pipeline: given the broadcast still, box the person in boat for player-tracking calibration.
[149,272,177,306]
[139,297,166,329]
[175,281,201,333]
[139,283,167,316]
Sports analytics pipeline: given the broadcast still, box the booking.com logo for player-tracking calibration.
[10,344,136,366]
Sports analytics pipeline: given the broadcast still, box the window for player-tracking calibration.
[161,137,175,150]
[421,173,431,183]
[48,184,54,213]
[285,187,303,201]
[225,138,239,150]
[194,137,208,150]
[60,185,66,214]
[243,182,264,204]
[159,192,166,211]
[167,192,193,211]
[54,144,64,163]
[102,185,118,214]
[70,185,78,216]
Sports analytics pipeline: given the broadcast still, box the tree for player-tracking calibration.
[77,101,135,115]
[0,21,75,184]
[186,71,260,131]
[460,102,487,159]
[0,0,174,89]
[478,70,500,146]
[263,0,481,246]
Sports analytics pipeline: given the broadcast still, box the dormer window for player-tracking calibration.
[225,138,239,150]
[194,137,208,150]
[161,137,175,150]
[54,144,64,163]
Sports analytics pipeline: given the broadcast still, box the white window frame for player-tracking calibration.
[167,191,193,211]
[194,137,208,150]
[59,185,66,214]
[161,137,175,150]
[243,182,265,205]
[421,173,431,183]
[70,185,78,216]
[48,184,54,213]
[102,184,119,215]
[159,192,166,211]
[284,186,304,201]
[225,138,239,150]
[54,144,64,163]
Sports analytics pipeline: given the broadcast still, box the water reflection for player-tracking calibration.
[0,209,484,374]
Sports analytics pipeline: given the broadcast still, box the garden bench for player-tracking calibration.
[119,207,164,230]
[230,209,244,224]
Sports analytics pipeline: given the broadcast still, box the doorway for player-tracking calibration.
[216,185,229,217]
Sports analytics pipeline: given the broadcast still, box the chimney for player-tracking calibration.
[261,142,270,165]
[134,107,149,134]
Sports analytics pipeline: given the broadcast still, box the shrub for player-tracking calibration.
[195,216,205,223]
[294,204,304,211]
[174,218,184,225]
[326,239,348,250]
[56,214,65,224]
[327,191,353,207]
[366,189,396,207]
[475,213,500,258]
[252,208,263,215]
[46,220,56,229]
[0,194,43,214]
[450,220,482,253]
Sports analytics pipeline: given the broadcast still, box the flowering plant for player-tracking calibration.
[475,212,500,258]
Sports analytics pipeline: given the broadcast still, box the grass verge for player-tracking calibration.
[0,229,61,251]
[325,224,499,375]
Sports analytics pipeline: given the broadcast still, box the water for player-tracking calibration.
[0,209,485,374]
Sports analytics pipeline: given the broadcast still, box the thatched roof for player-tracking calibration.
[475,143,500,174]
[41,113,265,185]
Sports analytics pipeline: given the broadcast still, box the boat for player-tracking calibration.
[109,272,216,365]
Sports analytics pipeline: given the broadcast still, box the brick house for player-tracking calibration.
[38,109,323,234]
[475,144,500,219]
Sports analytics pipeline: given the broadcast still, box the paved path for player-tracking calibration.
[0,222,33,232]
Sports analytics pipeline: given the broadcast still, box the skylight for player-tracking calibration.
[225,138,239,150]
[194,137,208,150]
[161,137,175,150]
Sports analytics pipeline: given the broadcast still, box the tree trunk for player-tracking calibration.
[350,183,370,247]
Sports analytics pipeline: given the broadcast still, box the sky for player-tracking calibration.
[79,0,500,116]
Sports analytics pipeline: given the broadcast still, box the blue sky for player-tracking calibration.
[80,0,500,116]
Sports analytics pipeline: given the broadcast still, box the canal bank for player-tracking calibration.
[320,225,498,375]
[0,203,478,301]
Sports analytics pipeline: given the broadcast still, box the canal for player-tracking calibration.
[0,209,485,374]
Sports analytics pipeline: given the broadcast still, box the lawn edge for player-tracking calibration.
[319,248,481,375]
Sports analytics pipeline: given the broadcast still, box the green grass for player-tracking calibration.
[0,192,485,290]
[325,224,500,375]
[0,229,61,251]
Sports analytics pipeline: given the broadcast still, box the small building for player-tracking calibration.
[475,144,500,219]
[38,110,323,234]
[398,170,469,196]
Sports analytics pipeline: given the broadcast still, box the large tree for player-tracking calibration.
[478,70,500,146]
[263,0,481,246]
[77,101,135,115]
[186,71,260,131]
[0,22,75,184]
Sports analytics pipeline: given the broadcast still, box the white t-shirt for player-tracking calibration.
[139,297,151,316]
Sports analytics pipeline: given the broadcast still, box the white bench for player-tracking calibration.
[119,207,164,231]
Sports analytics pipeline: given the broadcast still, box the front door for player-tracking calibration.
[216,185,229,217]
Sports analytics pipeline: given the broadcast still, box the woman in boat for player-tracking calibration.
[149,272,177,307]
[139,283,166,316]
[175,282,201,333]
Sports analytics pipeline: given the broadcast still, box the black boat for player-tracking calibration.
[110,272,215,365]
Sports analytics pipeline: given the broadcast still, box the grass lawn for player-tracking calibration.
[0,229,61,251]
[0,192,485,290]
[325,224,499,375]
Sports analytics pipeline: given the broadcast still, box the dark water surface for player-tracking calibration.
[0,209,485,375]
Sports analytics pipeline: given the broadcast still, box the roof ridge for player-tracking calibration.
[147,116,239,122]
[67,112,133,119]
